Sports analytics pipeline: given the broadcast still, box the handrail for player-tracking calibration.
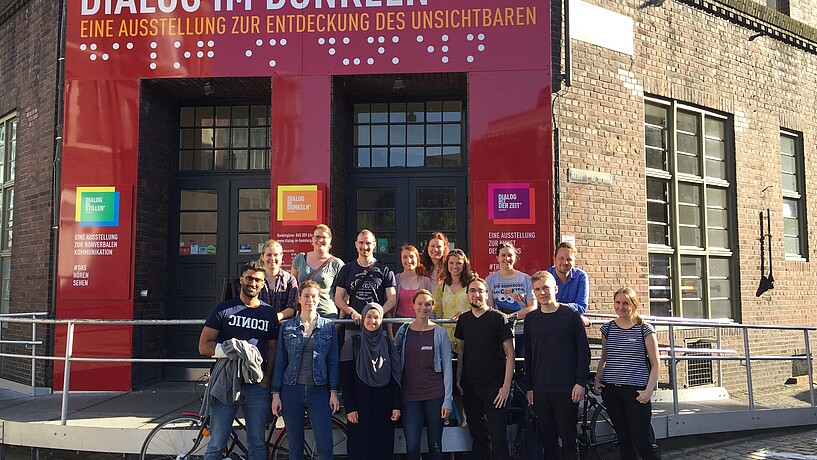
[0,314,814,425]
[0,311,48,317]
[0,312,48,391]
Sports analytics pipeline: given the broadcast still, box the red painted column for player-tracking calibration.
[270,76,332,264]
[469,70,553,276]
[54,79,140,391]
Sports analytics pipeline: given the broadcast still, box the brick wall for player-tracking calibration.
[131,81,174,389]
[558,0,817,386]
[0,0,59,387]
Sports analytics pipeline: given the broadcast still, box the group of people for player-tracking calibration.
[198,225,663,460]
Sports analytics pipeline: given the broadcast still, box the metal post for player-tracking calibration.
[716,327,723,387]
[668,324,679,415]
[804,329,815,407]
[60,321,75,425]
[743,327,754,411]
[30,317,37,389]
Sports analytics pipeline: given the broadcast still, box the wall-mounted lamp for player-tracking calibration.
[748,32,765,42]
[203,81,216,96]
[393,76,405,91]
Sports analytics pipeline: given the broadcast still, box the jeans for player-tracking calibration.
[402,398,445,460]
[205,383,270,460]
[531,390,579,460]
[462,385,511,460]
[601,384,662,460]
[279,383,334,460]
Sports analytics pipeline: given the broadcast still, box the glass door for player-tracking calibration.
[167,177,269,369]
[348,177,467,270]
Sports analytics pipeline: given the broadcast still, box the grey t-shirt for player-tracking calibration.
[292,252,344,317]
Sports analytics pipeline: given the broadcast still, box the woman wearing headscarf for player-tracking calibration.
[340,302,402,459]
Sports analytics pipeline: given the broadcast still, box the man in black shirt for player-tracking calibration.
[524,270,590,460]
[455,277,514,460]
[334,229,397,326]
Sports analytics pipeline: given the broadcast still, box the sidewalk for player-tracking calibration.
[2,380,816,458]
[661,426,817,459]
[0,383,201,454]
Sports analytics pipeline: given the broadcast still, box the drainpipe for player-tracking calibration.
[554,0,572,247]
[48,0,68,386]
[564,0,572,87]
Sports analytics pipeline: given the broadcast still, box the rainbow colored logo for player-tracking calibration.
[75,187,120,227]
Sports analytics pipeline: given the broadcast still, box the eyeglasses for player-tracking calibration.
[244,275,266,285]
[449,249,466,256]
[467,289,487,294]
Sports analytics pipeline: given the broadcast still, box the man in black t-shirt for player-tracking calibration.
[455,277,514,460]
[199,260,279,460]
[334,229,396,327]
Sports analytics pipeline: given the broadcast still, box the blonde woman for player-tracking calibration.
[290,224,344,318]
[594,288,661,460]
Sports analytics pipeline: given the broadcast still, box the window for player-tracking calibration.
[178,105,270,171]
[0,113,15,315]
[781,130,807,259]
[645,99,735,319]
[353,101,464,168]
[0,0,22,17]
[767,0,790,15]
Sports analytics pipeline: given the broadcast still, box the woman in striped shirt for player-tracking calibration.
[593,287,662,459]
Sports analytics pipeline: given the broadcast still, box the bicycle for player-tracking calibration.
[577,374,617,459]
[140,410,349,459]
[141,374,349,459]
[505,377,535,460]
[140,410,272,460]
[504,372,617,460]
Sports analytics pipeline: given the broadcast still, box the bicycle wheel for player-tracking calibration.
[270,417,348,460]
[590,403,617,446]
[141,415,208,460]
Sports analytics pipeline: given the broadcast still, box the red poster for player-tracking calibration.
[57,185,134,301]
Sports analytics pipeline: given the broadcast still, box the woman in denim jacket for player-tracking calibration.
[271,280,340,460]
[394,289,453,460]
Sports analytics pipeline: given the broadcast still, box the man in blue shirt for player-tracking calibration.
[546,242,590,326]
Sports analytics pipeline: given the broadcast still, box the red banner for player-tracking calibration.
[67,0,547,79]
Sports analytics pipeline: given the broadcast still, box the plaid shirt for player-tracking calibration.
[259,270,298,313]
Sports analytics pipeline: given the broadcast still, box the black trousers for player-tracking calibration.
[531,390,579,460]
[461,384,511,460]
[601,384,662,460]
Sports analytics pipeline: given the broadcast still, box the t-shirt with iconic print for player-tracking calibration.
[204,296,280,371]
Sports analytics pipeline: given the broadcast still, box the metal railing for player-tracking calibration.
[0,312,48,389]
[0,314,815,427]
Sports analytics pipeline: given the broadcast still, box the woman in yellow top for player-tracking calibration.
[433,248,475,426]
[433,249,476,348]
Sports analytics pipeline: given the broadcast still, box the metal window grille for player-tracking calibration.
[686,339,714,387]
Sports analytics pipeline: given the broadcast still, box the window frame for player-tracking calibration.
[780,129,808,260]
[351,98,467,171]
[0,112,16,317]
[645,97,738,320]
[176,104,271,173]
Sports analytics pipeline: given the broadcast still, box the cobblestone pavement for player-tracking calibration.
[4,426,817,459]
[661,426,817,459]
